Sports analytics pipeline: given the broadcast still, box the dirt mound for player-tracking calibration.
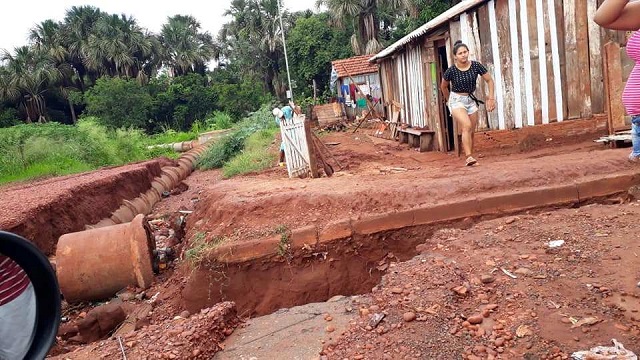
[51,302,239,360]
[0,158,173,255]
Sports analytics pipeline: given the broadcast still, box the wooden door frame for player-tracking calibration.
[434,37,459,154]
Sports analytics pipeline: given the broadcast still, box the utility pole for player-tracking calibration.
[277,0,293,103]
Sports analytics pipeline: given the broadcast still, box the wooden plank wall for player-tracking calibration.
[375,0,615,136]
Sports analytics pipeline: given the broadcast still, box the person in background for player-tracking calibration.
[594,0,640,162]
[440,40,496,167]
[0,254,36,360]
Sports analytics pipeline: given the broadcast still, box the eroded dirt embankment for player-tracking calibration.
[0,158,173,255]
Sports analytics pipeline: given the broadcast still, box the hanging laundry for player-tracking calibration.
[357,98,367,108]
[341,85,350,97]
[349,83,357,100]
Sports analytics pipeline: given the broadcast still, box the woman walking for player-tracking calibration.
[594,0,640,161]
[440,40,496,166]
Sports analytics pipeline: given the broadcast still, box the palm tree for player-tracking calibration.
[0,47,63,123]
[219,0,292,98]
[85,13,156,81]
[160,15,215,77]
[316,0,415,55]
[60,5,105,90]
[29,20,79,123]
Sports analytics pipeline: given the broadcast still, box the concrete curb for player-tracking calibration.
[209,170,640,263]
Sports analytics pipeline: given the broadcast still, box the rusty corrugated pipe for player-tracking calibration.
[56,214,155,303]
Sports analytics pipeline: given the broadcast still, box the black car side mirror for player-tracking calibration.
[0,231,61,360]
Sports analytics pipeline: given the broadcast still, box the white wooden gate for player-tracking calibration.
[280,114,312,178]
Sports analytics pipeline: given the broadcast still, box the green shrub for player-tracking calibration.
[197,104,277,170]
[222,128,277,178]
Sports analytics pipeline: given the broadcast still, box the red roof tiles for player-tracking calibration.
[331,55,379,78]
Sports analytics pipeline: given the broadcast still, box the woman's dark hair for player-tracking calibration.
[453,40,469,55]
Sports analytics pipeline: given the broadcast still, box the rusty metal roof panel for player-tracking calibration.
[369,0,488,62]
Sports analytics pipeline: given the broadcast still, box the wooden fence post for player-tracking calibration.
[603,41,626,135]
[303,119,319,178]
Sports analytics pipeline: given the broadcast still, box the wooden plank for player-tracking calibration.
[488,0,507,130]
[498,0,517,129]
[508,0,523,128]
[575,0,592,118]
[462,11,489,130]
[603,42,626,133]
[564,0,581,119]
[542,0,562,123]
[477,3,499,130]
[527,0,542,125]
[536,0,549,123]
[547,0,563,122]
[519,0,535,126]
[450,20,462,48]
[304,119,319,178]
[587,0,604,115]
[556,0,568,120]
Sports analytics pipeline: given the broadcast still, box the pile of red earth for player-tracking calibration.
[53,302,238,359]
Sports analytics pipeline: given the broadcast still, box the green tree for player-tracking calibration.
[0,46,63,123]
[386,0,457,43]
[210,62,272,120]
[84,77,152,129]
[287,12,353,98]
[29,19,80,123]
[160,15,215,76]
[218,0,296,99]
[316,0,415,55]
[149,73,217,131]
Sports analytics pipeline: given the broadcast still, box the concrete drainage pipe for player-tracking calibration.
[56,214,155,303]
[87,143,209,229]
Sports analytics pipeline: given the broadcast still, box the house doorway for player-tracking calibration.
[436,40,455,152]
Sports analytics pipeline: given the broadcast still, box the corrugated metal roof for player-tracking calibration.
[332,55,380,78]
[369,0,487,62]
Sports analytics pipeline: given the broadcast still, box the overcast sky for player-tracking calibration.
[0,0,319,53]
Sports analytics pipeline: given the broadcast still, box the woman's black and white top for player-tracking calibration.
[443,61,488,94]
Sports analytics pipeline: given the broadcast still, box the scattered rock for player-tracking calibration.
[453,286,469,296]
[514,268,533,276]
[326,326,336,333]
[505,217,519,224]
[391,287,403,294]
[403,312,416,322]
[615,323,630,332]
[468,315,484,325]
[481,275,496,284]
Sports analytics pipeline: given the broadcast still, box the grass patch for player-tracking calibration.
[184,232,228,268]
[222,128,278,178]
[0,119,181,185]
[275,225,292,258]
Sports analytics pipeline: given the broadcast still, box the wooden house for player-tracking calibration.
[369,0,633,153]
[331,55,384,118]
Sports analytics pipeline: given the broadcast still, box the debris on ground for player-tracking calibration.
[571,339,637,360]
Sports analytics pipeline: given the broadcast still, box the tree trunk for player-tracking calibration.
[68,97,77,124]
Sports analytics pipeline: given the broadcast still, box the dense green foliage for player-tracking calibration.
[84,77,153,129]
[197,105,277,170]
